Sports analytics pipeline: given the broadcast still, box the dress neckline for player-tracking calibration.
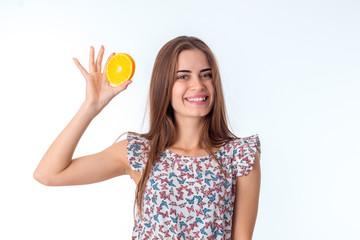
[165,144,226,159]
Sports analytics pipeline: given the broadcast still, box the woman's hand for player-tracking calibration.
[72,45,133,116]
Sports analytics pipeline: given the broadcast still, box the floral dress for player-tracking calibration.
[126,131,261,240]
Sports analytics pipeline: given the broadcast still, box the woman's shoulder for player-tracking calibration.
[126,131,149,146]
[228,134,259,144]
[125,131,150,174]
[114,131,150,158]
[127,131,149,142]
[126,131,150,154]
[223,134,261,153]
[229,134,261,177]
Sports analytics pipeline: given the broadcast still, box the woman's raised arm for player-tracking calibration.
[33,46,132,186]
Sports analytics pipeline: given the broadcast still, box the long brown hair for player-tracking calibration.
[133,36,237,221]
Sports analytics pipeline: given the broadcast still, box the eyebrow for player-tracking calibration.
[176,68,212,73]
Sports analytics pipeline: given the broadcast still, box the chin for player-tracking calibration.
[189,111,212,118]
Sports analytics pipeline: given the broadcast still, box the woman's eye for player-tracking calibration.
[202,73,212,79]
[176,75,188,80]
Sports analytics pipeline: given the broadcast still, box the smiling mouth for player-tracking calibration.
[185,96,208,102]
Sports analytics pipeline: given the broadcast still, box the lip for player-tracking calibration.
[185,94,208,99]
[185,96,208,105]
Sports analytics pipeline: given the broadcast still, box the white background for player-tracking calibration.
[0,0,359,239]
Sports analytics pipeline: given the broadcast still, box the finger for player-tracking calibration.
[89,46,95,73]
[73,58,89,79]
[95,45,104,73]
[113,80,133,95]
[103,52,116,74]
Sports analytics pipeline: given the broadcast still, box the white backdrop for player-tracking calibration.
[1,0,359,239]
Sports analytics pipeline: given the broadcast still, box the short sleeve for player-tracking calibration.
[126,131,149,173]
[232,134,261,178]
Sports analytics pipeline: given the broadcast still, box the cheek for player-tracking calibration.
[172,83,185,99]
[206,82,215,106]
[205,81,215,95]
[171,83,183,105]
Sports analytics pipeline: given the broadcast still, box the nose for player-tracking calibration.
[190,75,205,91]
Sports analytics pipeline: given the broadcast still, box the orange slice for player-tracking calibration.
[106,53,135,86]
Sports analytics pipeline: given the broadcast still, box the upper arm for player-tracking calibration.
[231,149,261,240]
[46,139,130,186]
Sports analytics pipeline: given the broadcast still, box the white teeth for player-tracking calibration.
[186,97,206,102]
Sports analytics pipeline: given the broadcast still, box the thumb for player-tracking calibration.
[114,80,133,94]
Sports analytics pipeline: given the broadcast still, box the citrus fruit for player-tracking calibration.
[106,53,135,86]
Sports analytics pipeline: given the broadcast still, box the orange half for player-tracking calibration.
[106,53,135,86]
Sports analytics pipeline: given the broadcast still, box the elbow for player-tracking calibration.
[33,170,53,186]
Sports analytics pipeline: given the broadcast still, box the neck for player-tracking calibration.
[172,115,205,150]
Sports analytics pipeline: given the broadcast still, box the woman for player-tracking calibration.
[34,36,261,240]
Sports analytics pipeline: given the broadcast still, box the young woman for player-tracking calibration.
[34,36,261,240]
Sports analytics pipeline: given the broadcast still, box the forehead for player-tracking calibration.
[177,49,210,70]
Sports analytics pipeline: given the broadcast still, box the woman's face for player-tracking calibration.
[171,49,215,121]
